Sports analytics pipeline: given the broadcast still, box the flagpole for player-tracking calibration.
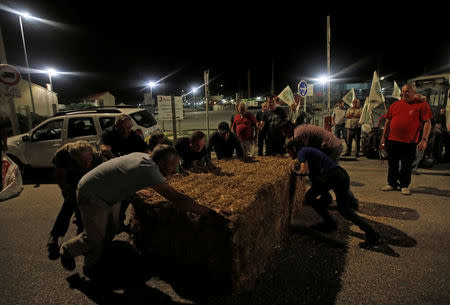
[327,16,331,115]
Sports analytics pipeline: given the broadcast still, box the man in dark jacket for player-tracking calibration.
[208,122,243,160]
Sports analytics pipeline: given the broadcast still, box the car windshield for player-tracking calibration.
[129,110,157,128]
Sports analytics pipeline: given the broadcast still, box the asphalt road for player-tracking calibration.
[0,158,449,304]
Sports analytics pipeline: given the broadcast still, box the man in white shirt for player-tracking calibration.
[331,101,346,139]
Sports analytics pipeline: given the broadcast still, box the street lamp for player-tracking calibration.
[19,12,36,113]
[192,86,197,103]
[148,81,156,106]
[46,68,57,104]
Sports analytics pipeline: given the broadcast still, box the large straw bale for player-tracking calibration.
[130,157,305,293]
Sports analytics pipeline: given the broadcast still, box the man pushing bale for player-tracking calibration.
[59,145,216,278]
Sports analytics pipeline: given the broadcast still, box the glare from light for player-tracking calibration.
[148,81,157,88]
[318,76,328,84]
[47,68,57,76]
[192,87,198,93]
[20,11,31,18]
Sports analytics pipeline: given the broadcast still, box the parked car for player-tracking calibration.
[6,107,160,170]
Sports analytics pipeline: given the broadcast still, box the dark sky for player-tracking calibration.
[1,1,449,104]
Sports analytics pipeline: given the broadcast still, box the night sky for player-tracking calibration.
[1,1,449,104]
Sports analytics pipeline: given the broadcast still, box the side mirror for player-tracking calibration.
[22,135,30,142]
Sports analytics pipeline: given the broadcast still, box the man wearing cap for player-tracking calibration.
[208,122,243,160]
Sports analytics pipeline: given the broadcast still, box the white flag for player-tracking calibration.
[392,81,402,100]
[278,85,295,107]
[368,71,385,111]
[342,88,355,106]
[359,97,371,125]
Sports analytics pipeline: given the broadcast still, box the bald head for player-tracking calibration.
[401,83,416,103]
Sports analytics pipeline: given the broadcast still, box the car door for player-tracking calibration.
[25,118,64,168]
[64,117,100,148]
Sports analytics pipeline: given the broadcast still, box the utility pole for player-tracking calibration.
[204,70,210,139]
[0,26,7,64]
[271,60,275,96]
[327,15,331,115]
[19,16,36,113]
[247,69,251,98]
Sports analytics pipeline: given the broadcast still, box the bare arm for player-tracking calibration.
[418,119,432,151]
[151,183,210,216]
[380,119,390,145]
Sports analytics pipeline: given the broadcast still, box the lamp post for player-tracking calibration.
[148,81,156,106]
[46,68,57,104]
[192,87,197,104]
[19,13,36,113]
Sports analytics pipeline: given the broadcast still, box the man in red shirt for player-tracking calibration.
[380,83,432,195]
[233,103,258,158]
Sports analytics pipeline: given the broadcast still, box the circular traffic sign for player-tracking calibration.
[0,64,21,86]
[298,80,308,97]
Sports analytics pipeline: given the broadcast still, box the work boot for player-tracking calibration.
[47,236,60,260]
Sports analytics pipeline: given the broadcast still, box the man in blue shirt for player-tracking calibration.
[286,142,383,248]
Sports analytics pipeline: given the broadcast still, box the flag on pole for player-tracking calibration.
[342,88,355,106]
[368,71,385,111]
[278,85,295,107]
[392,81,402,100]
[359,97,371,125]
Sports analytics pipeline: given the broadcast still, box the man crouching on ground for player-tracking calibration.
[59,144,215,277]
[285,141,383,249]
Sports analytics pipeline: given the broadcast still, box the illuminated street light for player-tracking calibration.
[148,81,157,106]
[46,68,57,105]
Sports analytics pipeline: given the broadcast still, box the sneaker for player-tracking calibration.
[60,252,76,271]
[343,152,351,156]
[401,188,411,195]
[310,222,338,233]
[381,185,396,191]
[47,236,60,260]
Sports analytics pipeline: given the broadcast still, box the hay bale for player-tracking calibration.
[130,157,305,293]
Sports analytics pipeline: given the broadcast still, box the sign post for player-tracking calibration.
[0,64,22,135]
[204,70,210,139]
[157,95,184,140]
[171,96,177,142]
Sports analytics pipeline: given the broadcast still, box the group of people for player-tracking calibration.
[331,99,363,157]
[46,82,433,280]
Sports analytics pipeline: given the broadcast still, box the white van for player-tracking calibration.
[6,107,160,169]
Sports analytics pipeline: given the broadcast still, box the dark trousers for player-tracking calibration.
[334,123,346,139]
[386,140,417,188]
[50,192,83,238]
[305,167,378,237]
[257,131,266,156]
[346,127,361,154]
[266,133,286,156]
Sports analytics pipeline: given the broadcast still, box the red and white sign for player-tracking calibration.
[0,64,21,86]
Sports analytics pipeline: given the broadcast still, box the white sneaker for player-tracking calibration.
[401,188,411,195]
[381,185,395,191]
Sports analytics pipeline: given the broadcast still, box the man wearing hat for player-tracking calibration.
[208,122,243,160]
